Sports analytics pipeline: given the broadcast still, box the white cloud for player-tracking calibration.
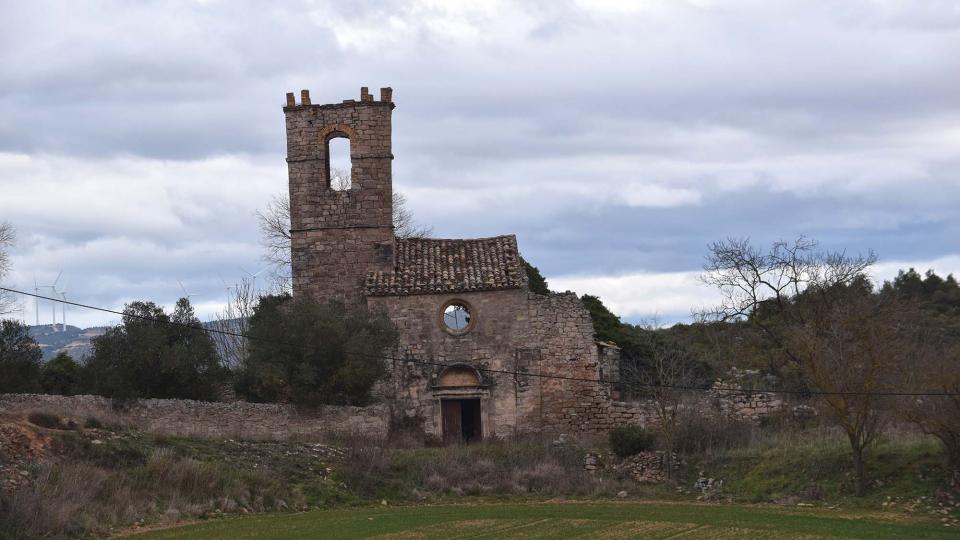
[550,270,722,324]
[1,0,959,327]
[1,152,284,326]
[550,253,960,326]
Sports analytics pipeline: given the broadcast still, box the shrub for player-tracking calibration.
[672,410,756,454]
[608,425,656,457]
[0,450,297,539]
[83,299,226,401]
[27,412,62,430]
[0,320,42,393]
[40,352,80,396]
[337,434,636,501]
[83,417,103,429]
[235,295,398,407]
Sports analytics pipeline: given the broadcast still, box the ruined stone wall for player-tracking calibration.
[368,289,616,437]
[369,288,534,438]
[601,383,788,431]
[527,293,615,433]
[285,88,395,305]
[0,394,388,441]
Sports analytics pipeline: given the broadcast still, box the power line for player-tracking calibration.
[2,286,958,398]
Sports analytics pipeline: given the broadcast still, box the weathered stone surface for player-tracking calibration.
[0,394,387,441]
[284,89,788,442]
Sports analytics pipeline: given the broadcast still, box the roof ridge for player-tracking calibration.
[366,235,525,296]
[397,234,517,244]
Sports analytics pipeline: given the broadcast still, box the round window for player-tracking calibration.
[441,302,472,333]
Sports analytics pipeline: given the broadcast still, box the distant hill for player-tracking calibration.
[28,324,109,361]
[28,319,244,363]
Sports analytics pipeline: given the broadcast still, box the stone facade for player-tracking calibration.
[286,88,620,441]
[368,290,619,438]
[0,394,387,441]
[285,88,395,305]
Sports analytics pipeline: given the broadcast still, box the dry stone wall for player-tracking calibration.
[0,394,388,441]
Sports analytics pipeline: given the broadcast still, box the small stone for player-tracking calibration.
[617,490,628,498]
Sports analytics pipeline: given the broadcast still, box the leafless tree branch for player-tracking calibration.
[0,222,18,315]
[256,168,432,291]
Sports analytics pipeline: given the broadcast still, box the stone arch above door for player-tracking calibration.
[436,364,482,388]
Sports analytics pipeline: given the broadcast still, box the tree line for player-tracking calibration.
[566,238,960,496]
[0,294,398,407]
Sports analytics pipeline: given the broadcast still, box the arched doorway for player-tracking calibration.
[434,364,486,445]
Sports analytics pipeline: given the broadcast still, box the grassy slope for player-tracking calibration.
[691,431,955,511]
[128,502,955,540]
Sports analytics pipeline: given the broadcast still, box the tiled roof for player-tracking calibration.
[366,235,527,296]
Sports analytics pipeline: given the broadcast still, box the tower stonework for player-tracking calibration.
[282,87,622,442]
[284,87,396,305]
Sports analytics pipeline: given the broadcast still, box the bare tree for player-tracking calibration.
[209,276,259,371]
[701,237,876,373]
[257,195,291,292]
[256,168,432,291]
[620,323,702,479]
[899,317,960,489]
[392,192,433,240]
[0,222,18,315]
[784,288,900,496]
[700,236,893,496]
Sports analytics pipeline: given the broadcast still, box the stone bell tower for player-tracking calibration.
[284,87,396,305]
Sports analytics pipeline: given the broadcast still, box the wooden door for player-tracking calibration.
[441,400,462,445]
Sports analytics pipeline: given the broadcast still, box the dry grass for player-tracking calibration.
[0,448,299,539]
[337,433,639,501]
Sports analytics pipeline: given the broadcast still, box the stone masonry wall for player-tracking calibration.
[369,289,616,438]
[286,87,396,306]
[0,394,388,441]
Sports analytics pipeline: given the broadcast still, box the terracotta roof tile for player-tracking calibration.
[366,235,526,296]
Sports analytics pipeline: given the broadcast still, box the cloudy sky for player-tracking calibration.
[1,0,959,328]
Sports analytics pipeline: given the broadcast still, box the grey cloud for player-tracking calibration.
[1,0,959,325]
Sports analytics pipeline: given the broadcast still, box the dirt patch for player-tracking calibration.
[0,417,54,492]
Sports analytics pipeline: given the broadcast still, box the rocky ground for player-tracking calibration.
[0,419,53,492]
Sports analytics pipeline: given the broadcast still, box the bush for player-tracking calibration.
[337,434,634,501]
[40,352,80,396]
[83,299,226,401]
[27,412,62,430]
[609,425,656,457]
[0,320,42,393]
[0,450,296,539]
[672,410,756,454]
[235,295,398,407]
[83,417,103,429]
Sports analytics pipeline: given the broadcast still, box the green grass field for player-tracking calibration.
[129,502,954,539]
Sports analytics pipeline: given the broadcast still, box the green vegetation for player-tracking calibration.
[84,298,225,401]
[691,428,953,508]
[235,295,398,407]
[608,425,655,457]
[39,352,80,395]
[129,502,956,540]
[0,320,42,393]
[2,417,958,539]
[520,257,550,295]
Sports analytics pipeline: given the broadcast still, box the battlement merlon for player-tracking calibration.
[284,87,395,111]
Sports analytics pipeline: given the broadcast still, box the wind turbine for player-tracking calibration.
[53,281,68,331]
[177,279,198,302]
[33,275,39,326]
[219,274,237,313]
[37,271,62,331]
[240,266,266,292]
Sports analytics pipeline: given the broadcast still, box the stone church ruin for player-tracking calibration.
[284,87,621,442]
